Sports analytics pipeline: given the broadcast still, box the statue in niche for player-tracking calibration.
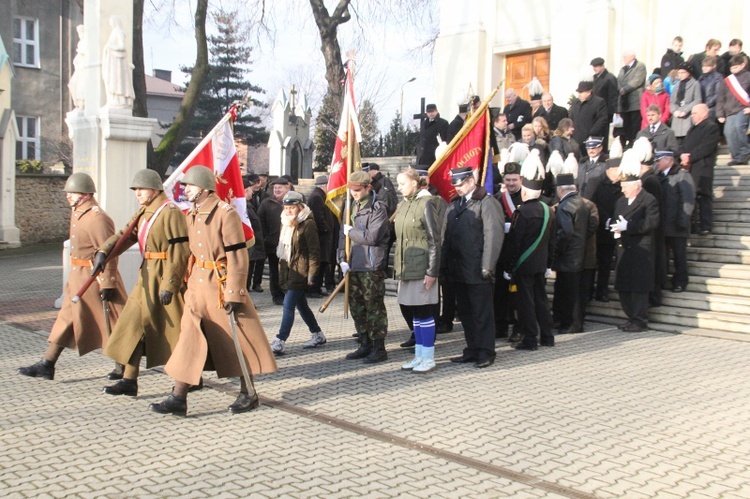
[102,15,135,109]
[68,24,86,109]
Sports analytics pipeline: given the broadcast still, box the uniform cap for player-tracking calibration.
[348,170,371,187]
[415,168,429,177]
[450,167,474,186]
[520,149,545,191]
[619,150,642,182]
[282,191,304,205]
[556,173,576,186]
[504,162,521,175]
[584,136,604,149]
[654,150,675,160]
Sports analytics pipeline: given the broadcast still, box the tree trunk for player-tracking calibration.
[308,0,350,104]
[151,0,210,176]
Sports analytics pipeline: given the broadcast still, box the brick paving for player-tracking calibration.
[2,244,750,497]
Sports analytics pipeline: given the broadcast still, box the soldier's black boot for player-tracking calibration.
[148,394,187,417]
[346,336,372,360]
[103,378,138,397]
[106,362,125,380]
[18,359,55,380]
[363,339,388,363]
[229,392,260,414]
[400,333,416,348]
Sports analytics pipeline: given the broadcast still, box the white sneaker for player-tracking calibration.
[303,331,327,349]
[413,358,436,373]
[270,337,285,355]
[401,357,423,370]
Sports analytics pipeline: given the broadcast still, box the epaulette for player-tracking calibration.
[167,203,178,209]
[221,203,232,212]
[91,206,101,213]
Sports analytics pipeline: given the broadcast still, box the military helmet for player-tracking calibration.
[180,165,215,191]
[63,172,96,194]
[130,169,164,191]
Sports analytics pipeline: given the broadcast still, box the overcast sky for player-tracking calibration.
[142,1,439,134]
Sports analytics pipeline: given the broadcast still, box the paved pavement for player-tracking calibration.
[2,244,750,498]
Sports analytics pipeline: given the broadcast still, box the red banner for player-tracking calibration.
[429,109,490,202]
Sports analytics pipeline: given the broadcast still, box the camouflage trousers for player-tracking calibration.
[349,270,388,340]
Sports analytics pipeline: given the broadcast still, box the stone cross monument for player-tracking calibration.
[267,86,314,182]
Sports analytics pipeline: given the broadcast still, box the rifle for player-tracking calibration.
[72,214,141,304]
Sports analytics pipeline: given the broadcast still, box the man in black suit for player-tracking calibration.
[417,104,449,167]
[447,104,468,142]
[503,88,532,141]
[570,81,609,147]
[679,103,719,235]
[636,104,679,153]
[591,57,619,149]
[533,93,568,132]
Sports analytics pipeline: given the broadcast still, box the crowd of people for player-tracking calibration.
[16,36,745,416]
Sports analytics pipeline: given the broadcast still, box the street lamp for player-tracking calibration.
[400,77,416,155]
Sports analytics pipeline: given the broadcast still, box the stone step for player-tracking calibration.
[687,261,750,280]
[712,187,750,200]
[714,210,750,223]
[712,176,750,187]
[687,234,750,250]
[714,164,750,176]
[710,222,750,236]
[686,246,750,264]
[680,275,750,297]
[584,299,750,334]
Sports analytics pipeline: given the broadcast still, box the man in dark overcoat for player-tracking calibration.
[570,81,609,147]
[503,89,532,141]
[533,93,568,132]
[307,175,335,297]
[416,104,449,166]
[679,104,719,235]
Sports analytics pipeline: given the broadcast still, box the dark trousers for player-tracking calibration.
[266,253,283,300]
[553,271,580,329]
[652,232,666,304]
[439,280,457,325]
[578,269,595,328]
[618,291,649,327]
[695,194,713,231]
[454,282,496,361]
[493,270,517,334]
[596,241,616,297]
[621,110,641,149]
[311,262,334,293]
[665,236,688,288]
[247,258,265,289]
[515,273,554,347]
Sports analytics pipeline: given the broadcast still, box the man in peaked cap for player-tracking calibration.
[442,167,504,368]
[339,170,391,363]
[611,151,660,332]
[502,157,555,351]
[577,136,608,200]
[447,103,468,142]
[570,81,609,149]
[417,104,449,167]
[591,57,619,150]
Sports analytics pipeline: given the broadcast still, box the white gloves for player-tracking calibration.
[503,271,511,281]
[339,262,350,276]
[343,224,353,236]
[611,215,628,232]
[544,268,553,278]
[504,222,511,234]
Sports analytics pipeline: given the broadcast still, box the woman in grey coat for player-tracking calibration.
[670,62,703,141]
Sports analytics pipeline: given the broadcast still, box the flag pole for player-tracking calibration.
[481,109,491,187]
[428,80,504,176]
[343,59,355,320]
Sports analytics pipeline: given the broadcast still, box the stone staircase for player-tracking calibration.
[584,155,750,338]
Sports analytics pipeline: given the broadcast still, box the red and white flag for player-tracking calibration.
[163,107,254,241]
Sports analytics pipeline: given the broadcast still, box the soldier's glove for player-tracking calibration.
[481,269,493,281]
[343,224,353,236]
[99,288,114,302]
[224,301,241,315]
[159,290,173,305]
[545,268,553,278]
[502,271,512,281]
[339,262,350,276]
[92,251,107,276]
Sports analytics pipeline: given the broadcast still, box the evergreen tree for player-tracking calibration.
[382,112,418,157]
[359,99,381,157]
[182,11,268,148]
[313,92,341,172]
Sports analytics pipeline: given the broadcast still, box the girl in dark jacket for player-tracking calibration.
[269,192,326,355]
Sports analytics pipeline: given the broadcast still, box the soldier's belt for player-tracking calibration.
[144,251,168,260]
[70,257,92,268]
[196,259,227,270]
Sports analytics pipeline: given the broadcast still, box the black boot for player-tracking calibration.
[106,363,125,380]
[400,333,416,348]
[103,378,138,396]
[18,359,55,380]
[148,394,187,416]
[228,392,260,414]
[188,378,204,392]
[346,336,372,360]
[363,338,388,363]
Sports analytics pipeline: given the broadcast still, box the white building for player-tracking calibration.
[434,0,750,111]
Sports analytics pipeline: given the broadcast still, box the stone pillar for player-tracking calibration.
[267,87,313,180]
